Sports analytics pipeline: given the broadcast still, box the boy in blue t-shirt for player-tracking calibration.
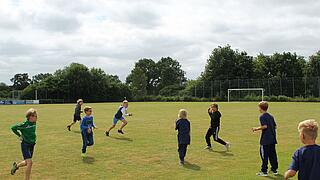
[252,101,278,177]
[285,119,320,180]
[80,106,96,157]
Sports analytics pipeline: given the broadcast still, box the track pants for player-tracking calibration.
[178,144,188,162]
[260,144,278,173]
[205,126,227,147]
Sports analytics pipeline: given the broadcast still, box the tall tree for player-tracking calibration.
[306,51,320,77]
[202,45,254,81]
[156,57,186,91]
[126,58,158,95]
[254,52,306,78]
[31,73,52,84]
[129,67,147,98]
[10,73,31,90]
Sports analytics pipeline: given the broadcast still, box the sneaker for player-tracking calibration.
[225,142,231,151]
[67,125,71,131]
[204,146,212,150]
[270,170,278,175]
[105,131,109,136]
[179,161,185,166]
[118,130,124,134]
[81,153,87,158]
[256,171,268,177]
[11,162,18,175]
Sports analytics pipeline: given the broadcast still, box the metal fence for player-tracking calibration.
[192,77,320,99]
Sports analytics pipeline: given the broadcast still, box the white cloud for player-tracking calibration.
[0,0,320,84]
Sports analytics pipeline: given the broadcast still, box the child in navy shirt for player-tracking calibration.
[252,101,278,177]
[80,106,96,157]
[175,109,190,165]
[285,119,320,180]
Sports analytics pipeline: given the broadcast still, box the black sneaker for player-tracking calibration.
[11,162,18,175]
[118,130,124,134]
[105,131,109,136]
[67,125,71,131]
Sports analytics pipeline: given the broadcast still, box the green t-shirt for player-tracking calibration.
[11,120,36,144]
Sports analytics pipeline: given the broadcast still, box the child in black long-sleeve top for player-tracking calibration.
[175,109,190,165]
[67,99,83,131]
[204,103,231,151]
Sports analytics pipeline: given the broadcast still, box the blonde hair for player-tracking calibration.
[298,119,318,140]
[123,100,128,104]
[26,108,37,119]
[77,99,83,104]
[84,106,92,113]
[178,109,188,119]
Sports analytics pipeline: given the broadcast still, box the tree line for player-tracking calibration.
[1,45,320,102]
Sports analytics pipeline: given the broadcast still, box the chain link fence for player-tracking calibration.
[191,77,320,100]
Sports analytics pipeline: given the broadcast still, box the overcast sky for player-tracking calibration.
[1,0,320,84]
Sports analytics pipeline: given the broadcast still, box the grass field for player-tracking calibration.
[0,102,319,180]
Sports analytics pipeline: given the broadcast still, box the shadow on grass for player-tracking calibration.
[109,136,133,142]
[72,130,81,134]
[82,156,95,164]
[263,174,285,180]
[210,150,234,156]
[183,161,201,171]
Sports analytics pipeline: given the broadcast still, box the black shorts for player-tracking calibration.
[21,141,35,160]
[73,115,81,122]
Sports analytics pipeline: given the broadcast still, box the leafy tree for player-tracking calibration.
[156,57,186,91]
[126,58,158,95]
[10,73,31,90]
[254,52,306,78]
[306,51,320,77]
[129,67,147,98]
[0,82,11,98]
[31,73,52,84]
[202,45,254,81]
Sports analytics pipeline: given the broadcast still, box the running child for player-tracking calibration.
[80,106,96,157]
[10,108,38,180]
[67,99,83,131]
[252,101,278,177]
[175,109,191,165]
[105,100,132,136]
[204,103,230,151]
[285,119,320,180]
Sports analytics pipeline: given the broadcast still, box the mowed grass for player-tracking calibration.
[0,102,319,180]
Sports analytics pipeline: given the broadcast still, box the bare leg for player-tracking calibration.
[25,159,32,180]
[68,121,76,127]
[17,160,27,168]
[107,125,116,132]
[119,120,128,130]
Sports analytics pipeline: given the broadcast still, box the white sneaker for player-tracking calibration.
[256,171,268,177]
[270,170,278,175]
[204,146,212,150]
[225,142,231,151]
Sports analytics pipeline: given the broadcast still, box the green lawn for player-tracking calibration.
[0,102,318,180]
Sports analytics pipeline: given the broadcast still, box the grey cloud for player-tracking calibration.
[0,40,35,56]
[32,12,81,34]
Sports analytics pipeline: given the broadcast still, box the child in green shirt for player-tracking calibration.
[10,108,37,180]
